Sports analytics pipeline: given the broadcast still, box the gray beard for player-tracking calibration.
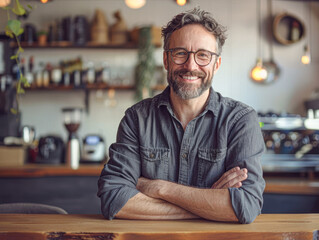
[167,67,214,100]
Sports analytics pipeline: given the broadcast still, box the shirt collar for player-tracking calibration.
[157,86,220,117]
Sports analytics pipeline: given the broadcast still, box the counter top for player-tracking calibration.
[0,164,104,177]
[0,214,318,240]
[265,177,319,195]
[1,164,319,195]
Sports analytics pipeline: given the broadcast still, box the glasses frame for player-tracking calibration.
[166,48,219,67]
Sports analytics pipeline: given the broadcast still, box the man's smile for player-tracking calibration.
[180,75,200,81]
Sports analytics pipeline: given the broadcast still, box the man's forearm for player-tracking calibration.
[115,192,199,220]
[138,179,238,222]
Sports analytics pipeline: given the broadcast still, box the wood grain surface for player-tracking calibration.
[0,214,318,240]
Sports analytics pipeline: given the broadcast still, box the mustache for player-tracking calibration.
[174,69,206,78]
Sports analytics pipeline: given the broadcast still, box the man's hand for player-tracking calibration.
[211,167,248,189]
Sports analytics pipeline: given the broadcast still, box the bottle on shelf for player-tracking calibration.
[25,56,34,85]
[51,65,63,85]
[82,61,95,84]
[96,62,111,84]
[43,63,51,87]
[35,62,44,88]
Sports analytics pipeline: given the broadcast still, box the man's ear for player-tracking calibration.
[213,56,221,74]
[163,51,168,70]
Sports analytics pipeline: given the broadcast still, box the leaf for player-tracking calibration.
[10,108,18,115]
[17,82,25,94]
[24,81,30,88]
[17,87,25,94]
[7,19,21,36]
[12,0,26,16]
[5,28,14,38]
[20,75,27,84]
[27,4,32,10]
[17,27,24,36]
[10,55,18,60]
[18,47,24,53]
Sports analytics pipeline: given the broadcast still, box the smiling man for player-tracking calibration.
[98,8,265,224]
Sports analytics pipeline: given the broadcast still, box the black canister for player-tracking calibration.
[62,17,74,42]
[22,24,37,45]
[74,15,89,46]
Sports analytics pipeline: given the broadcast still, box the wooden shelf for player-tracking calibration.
[11,41,161,49]
[25,83,135,91]
[0,164,104,178]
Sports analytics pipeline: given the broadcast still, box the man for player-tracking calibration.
[98,8,265,224]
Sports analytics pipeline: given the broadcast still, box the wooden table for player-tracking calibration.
[0,214,319,240]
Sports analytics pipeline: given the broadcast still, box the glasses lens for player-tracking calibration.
[171,49,188,64]
[195,50,212,66]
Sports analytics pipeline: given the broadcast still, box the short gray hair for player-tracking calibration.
[162,7,227,55]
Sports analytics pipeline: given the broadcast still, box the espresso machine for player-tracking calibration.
[62,108,82,169]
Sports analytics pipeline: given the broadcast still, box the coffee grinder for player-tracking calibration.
[62,108,82,169]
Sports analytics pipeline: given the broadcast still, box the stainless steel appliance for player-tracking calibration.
[35,135,64,164]
[62,108,82,169]
[21,125,35,145]
[259,112,319,173]
[81,135,106,163]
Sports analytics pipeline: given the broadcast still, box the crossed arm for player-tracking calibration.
[115,167,248,222]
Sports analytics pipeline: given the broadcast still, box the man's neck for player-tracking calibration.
[170,88,210,130]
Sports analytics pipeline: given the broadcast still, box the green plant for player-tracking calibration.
[2,0,32,114]
[135,26,156,101]
[37,30,47,36]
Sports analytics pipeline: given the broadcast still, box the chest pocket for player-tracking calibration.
[140,146,170,180]
[197,148,227,188]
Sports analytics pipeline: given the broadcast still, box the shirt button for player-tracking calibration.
[182,153,188,159]
[149,153,155,158]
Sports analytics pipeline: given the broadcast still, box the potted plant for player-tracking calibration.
[37,30,48,46]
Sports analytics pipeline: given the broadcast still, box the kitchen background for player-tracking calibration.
[1,0,319,150]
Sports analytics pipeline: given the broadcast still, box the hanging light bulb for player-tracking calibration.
[176,0,187,6]
[301,45,311,65]
[125,0,146,9]
[0,0,11,7]
[40,0,49,3]
[251,58,268,82]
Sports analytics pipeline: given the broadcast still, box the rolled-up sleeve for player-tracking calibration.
[226,109,265,224]
[97,108,141,219]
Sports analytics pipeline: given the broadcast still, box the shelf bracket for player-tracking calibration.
[84,89,89,114]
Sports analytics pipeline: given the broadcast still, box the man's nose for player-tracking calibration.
[183,53,198,70]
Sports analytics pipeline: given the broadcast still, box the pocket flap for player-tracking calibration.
[198,148,227,162]
[140,146,170,162]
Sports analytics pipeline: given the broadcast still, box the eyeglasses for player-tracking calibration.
[166,48,219,67]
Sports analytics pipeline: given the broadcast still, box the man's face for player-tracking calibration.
[164,24,221,100]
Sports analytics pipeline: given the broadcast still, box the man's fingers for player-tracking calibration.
[212,167,240,188]
[212,168,248,189]
[220,172,248,188]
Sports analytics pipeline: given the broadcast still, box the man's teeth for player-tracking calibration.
[182,75,198,80]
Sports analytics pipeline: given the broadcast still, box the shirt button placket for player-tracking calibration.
[178,123,193,185]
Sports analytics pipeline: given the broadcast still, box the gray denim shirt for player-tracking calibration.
[98,86,265,224]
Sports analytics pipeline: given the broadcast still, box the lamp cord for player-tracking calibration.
[257,0,263,62]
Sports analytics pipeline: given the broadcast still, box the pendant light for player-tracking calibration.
[0,0,11,7]
[301,2,311,65]
[250,0,268,83]
[125,0,146,9]
[301,45,311,64]
[251,59,268,82]
[176,0,187,6]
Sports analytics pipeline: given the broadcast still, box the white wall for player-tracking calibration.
[1,0,319,147]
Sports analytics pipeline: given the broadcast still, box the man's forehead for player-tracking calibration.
[169,24,217,51]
